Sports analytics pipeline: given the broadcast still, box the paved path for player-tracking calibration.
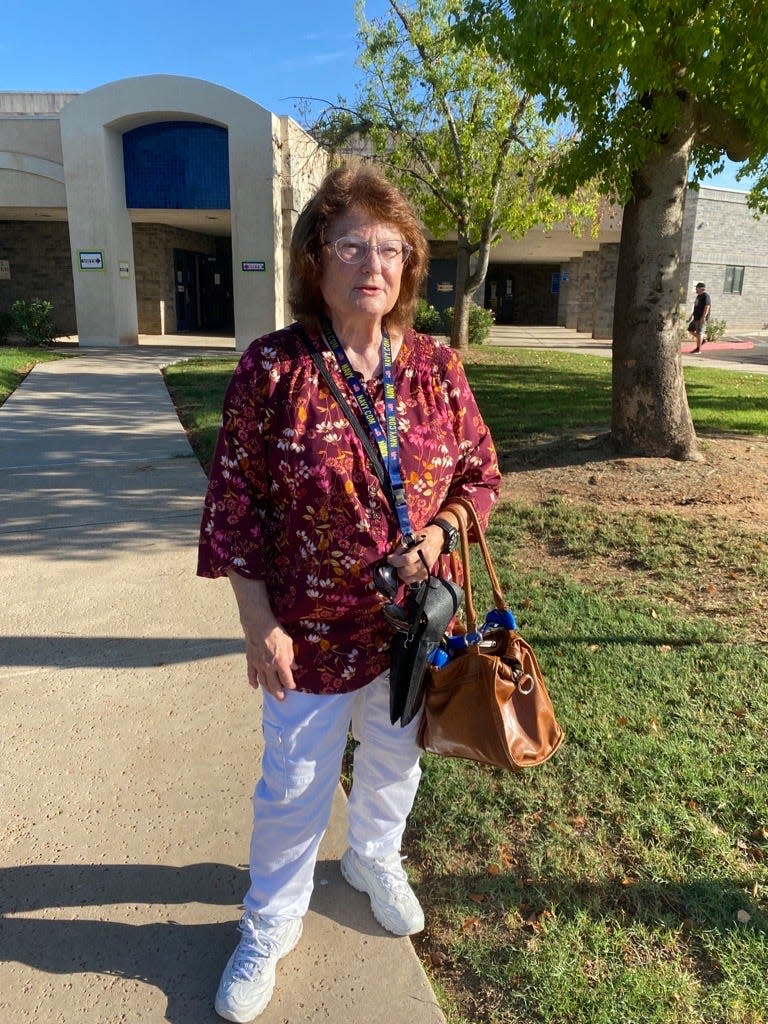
[486,324,768,373]
[0,347,444,1024]
[128,325,768,373]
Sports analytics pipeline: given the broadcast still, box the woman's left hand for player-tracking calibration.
[386,526,444,586]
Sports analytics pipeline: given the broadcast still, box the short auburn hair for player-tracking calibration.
[288,164,429,332]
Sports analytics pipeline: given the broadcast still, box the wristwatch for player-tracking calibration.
[432,517,460,554]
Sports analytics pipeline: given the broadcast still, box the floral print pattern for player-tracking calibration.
[197,324,500,693]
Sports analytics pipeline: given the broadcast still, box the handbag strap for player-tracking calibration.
[450,497,508,632]
[295,326,402,527]
[453,512,478,631]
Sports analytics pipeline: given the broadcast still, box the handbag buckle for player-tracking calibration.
[508,656,536,695]
[517,673,535,695]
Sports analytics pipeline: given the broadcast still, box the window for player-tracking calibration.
[723,265,745,294]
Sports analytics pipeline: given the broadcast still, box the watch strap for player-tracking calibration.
[432,516,459,552]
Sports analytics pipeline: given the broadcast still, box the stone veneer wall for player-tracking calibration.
[131,223,218,334]
[564,258,581,328]
[576,251,599,333]
[0,221,76,334]
[557,262,569,325]
[593,243,620,339]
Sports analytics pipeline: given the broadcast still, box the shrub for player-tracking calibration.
[705,316,727,343]
[11,299,57,346]
[413,298,444,334]
[442,303,495,345]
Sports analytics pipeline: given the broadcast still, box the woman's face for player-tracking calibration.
[319,206,407,328]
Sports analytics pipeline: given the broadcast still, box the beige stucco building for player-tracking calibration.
[0,76,326,349]
[2,75,767,346]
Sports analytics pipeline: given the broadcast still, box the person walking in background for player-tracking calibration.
[197,164,501,1022]
[688,281,712,352]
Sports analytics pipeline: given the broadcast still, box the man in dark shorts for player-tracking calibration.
[687,282,712,353]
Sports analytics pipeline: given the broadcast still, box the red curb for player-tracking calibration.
[682,340,755,353]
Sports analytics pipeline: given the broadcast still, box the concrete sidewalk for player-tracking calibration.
[486,323,768,373]
[0,348,444,1024]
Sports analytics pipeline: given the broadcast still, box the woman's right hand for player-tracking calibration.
[226,570,298,699]
[243,622,298,699]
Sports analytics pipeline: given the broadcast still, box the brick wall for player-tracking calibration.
[0,221,76,334]
[132,223,218,333]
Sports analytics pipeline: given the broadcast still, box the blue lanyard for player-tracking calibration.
[321,320,415,544]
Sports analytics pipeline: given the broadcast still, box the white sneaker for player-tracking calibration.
[214,912,303,1022]
[340,847,425,936]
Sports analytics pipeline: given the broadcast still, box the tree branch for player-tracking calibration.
[388,0,470,220]
[695,98,753,161]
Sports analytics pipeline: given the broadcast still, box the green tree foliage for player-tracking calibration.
[315,0,597,349]
[460,0,768,458]
[462,0,767,199]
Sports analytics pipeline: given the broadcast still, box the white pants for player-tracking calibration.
[243,670,423,923]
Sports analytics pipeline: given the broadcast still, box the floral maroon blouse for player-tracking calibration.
[197,324,501,694]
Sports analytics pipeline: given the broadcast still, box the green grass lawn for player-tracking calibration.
[163,346,768,1024]
[163,347,768,473]
[460,347,768,445]
[0,346,71,406]
[409,500,768,1024]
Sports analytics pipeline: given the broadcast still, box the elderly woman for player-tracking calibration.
[198,165,500,1022]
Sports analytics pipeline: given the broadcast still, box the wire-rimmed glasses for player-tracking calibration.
[327,236,412,266]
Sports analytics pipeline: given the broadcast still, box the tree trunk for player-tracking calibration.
[450,242,473,351]
[611,113,701,461]
[450,233,493,351]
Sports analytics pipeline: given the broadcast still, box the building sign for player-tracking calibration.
[436,282,453,292]
[119,260,130,278]
[0,259,10,280]
[561,269,569,283]
[79,250,104,271]
[241,261,266,272]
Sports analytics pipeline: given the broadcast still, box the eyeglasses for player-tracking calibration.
[327,236,412,266]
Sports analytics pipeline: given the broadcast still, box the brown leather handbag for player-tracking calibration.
[418,499,564,770]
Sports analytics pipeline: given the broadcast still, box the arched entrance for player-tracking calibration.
[123,118,234,335]
[59,75,285,349]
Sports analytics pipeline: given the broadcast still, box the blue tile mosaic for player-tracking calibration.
[123,121,230,209]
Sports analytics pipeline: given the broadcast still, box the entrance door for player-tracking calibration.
[174,249,198,332]
[174,248,233,332]
[198,252,234,331]
[485,268,516,324]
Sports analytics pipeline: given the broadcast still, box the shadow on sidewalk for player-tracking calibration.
[1,859,386,1023]
[0,635,243,670]
[1,862,247,1023]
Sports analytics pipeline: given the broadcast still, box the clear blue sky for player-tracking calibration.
[2,0,386,116]
[3,0,752,191]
